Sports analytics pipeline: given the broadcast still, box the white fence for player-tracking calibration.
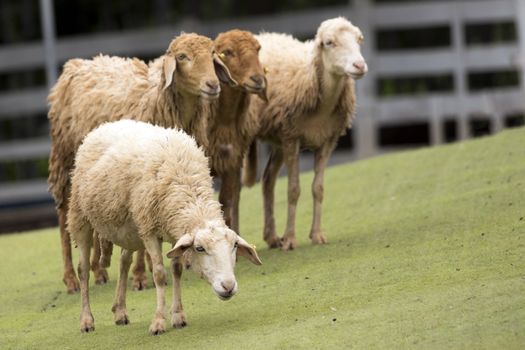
[352,0,525,157]
[0,0,524,209]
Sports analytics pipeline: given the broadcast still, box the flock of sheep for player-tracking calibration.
[46,17,368,334]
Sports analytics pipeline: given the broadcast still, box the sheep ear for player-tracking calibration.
[163,55,176,90]
[213,53,237,87]
[258,76,268,102]
[236,236,262,265]
[167,234,193,258]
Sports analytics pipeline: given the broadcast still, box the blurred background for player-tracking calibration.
[1,0,524,232]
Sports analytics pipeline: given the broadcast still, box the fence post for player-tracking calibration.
[430,97,443,146]
[492,112,504,133]
[451,1,470,140]
[351,0,377,159]
[516,0,525,99]
[481,92,504,134]
[39,0,58,91]
[354,107,377,159]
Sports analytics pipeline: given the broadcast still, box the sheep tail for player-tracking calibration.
[242,141,258,187]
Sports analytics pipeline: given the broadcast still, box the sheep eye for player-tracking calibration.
[324,40,334,47]
[234,242,238,249]
[195,246,205,252]
[223,49,234,57]
[176,53,188,61]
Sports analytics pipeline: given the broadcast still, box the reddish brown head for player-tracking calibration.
[162,33,236,100]
[214,30,267,101]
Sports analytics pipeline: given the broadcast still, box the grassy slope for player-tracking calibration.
[1,128,524,349]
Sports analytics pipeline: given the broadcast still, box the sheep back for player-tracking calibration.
[48,55,153,208]
[69,120,218,245]
[251,33,356,142]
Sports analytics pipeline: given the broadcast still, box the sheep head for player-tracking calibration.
[315,17,368,80]
[162,33,236,99]
[166,221,261,300]
[214,30,268,101]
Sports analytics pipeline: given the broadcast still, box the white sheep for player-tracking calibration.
[245,17,368,250]
[68,120,261,335]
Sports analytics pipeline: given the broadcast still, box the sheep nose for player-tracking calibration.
[353,60,366,73]
[206,80,220,91]
[250,75,264,86]
[221,280,236,294]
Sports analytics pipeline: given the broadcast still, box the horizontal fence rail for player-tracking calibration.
[0,0,524,216]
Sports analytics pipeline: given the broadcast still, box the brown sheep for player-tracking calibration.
[126,30,267,283]
[208,29,267,233]
[47,33,235,293]
[245,18,368,250]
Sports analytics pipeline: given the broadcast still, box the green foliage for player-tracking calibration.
[0,157,48,182]
[377,74,454,97]
[465,22,517,46]
[1,128,524,349]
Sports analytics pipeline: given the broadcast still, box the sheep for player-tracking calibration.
[208,29,267,233]
[244,17,368,250]
[68,120,262,335]
[47,33,235,293]
[122,30,267,284]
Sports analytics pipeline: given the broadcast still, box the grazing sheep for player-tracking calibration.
[208,29,267,233]
[245,17,368,250]
[47,33,235,293]
[69,120,262,335]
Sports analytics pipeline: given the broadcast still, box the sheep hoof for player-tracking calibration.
[115,316,130,326]
[281,237,297,251]
[265,235,282,249]
[63,273,80,294]
[114,309,130,325]
[80,325,95,333]
[80,314,95,333]
[173,320,187,329]
[149,319,166,336]
[94,268,109,285]
[310,231,328,245]
[132,274,148,291]
[172,312,187,329]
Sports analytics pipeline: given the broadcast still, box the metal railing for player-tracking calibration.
[0,0,524,214]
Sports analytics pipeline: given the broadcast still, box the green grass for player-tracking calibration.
[1,128,525,349]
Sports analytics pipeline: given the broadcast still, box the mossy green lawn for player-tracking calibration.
[1,128,524,349]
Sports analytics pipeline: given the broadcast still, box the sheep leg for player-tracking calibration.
[219,171,235,230]
[231,169,242,234]
[146,250,153,274]
[77,225,95,333]
[132,248,148,291]
[262,147,284,248]
[99,237,113,269]
[310,142,336,245]
[91,231,109,284]
[143,237,167,336]
[281,141,301,251]
[170,257,187,329]
[220,169,242,234]
[58,200,80,293]
[112,248,133,325]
